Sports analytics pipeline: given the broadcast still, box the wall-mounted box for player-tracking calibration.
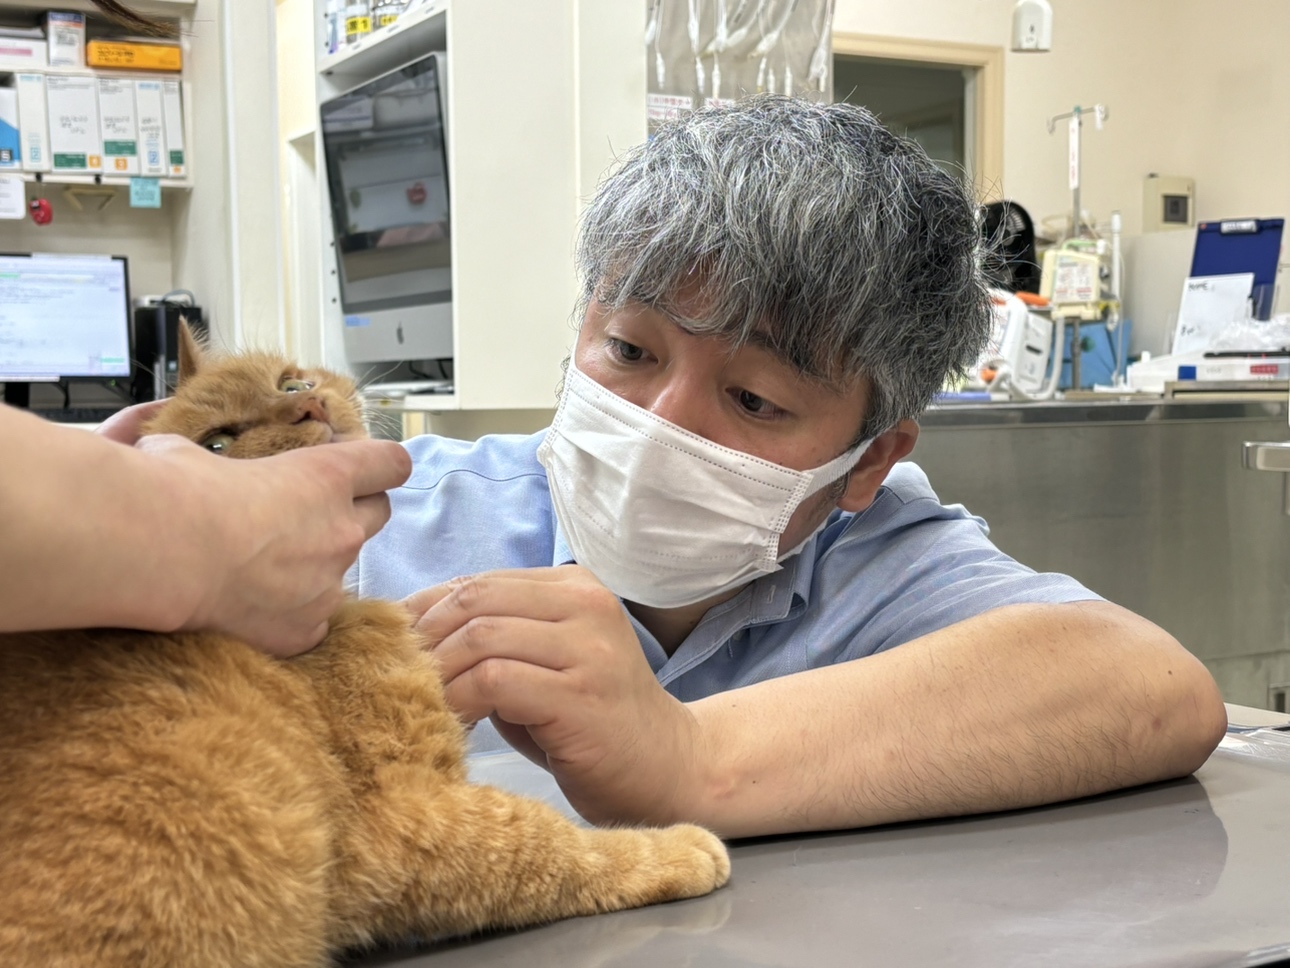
[134,78,165,176]
[47,11,85,69]
[161,79,185,177]
[47,74,101,173]
[0,88,20,169]
[15,73,49,172]
[98,78,139,174]
[87,39,182,72]
[1144,174,1196,233]
[0,37,46,72]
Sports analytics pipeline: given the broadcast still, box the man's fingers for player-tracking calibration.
[491,716,549,768]
[412,573,589,642]
[441,656,565,725]
[404,567,590,626]
[432,615,572,679]
[96,400,169,444]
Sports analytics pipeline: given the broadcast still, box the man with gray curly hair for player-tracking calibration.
[365,96,1226,838]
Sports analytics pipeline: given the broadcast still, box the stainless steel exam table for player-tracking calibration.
[349,705,1290,968]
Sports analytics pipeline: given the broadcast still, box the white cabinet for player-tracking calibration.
[310,0,646,412]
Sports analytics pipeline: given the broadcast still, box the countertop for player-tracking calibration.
[348,705,1290,968]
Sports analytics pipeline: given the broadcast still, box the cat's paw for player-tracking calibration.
[641,823,731,901]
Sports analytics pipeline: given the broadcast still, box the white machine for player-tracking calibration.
[979,292,1056,398]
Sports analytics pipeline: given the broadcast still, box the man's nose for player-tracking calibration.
[644,377,712,436]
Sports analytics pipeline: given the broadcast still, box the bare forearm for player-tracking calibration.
[685,602,1227,839]
[0,406,215,632]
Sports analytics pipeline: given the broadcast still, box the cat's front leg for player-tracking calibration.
[328,780,729,948]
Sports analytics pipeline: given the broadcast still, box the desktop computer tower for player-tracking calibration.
[131,302,204,402]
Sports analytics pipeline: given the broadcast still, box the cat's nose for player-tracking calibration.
[294,395,329,424]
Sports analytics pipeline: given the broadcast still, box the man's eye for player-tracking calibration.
[608,339,645,362]
[736,389,783,417]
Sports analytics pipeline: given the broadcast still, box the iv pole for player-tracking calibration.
[1046,103,1109,389]
[1047,103,1108,238]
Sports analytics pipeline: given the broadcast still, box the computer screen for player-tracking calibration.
[0,253,132,380]
[321,51,454,365]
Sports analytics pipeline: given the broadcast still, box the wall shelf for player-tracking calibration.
[317,1,446,82]
[0,65,181,80]
[9,171,192,189]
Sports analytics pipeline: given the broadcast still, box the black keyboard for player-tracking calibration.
[35,407,127,424]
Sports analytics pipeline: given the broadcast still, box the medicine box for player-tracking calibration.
[15,73,49,172]
[135,79,165,176]
[47,11,85,69]
[0,88,20,169]
[98,78,139,175]
[161,79,185,178]
[87,40,182,72]
[0,37,46,72]
[46,75,101,173]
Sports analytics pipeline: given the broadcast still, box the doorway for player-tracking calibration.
[832,34,1003,200]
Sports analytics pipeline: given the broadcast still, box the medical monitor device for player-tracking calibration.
[320,50,453,365]
[0,254,131,405]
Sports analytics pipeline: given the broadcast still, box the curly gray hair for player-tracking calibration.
[575,95,992,437]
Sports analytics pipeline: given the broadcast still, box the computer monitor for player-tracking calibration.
[321,50,453,365]
[0,253,132,406]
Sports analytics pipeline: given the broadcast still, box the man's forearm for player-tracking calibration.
[684,601,1227,839]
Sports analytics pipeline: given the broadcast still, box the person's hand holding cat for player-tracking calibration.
[92,401,413,656]
[406,566,707,828]
[153,433,411,655]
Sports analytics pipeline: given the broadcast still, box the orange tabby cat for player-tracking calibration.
[0,324,729,968]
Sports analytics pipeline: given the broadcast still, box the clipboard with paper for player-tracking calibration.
[1171,273,1255,355]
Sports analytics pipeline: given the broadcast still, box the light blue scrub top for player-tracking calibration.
[351,431,1100,751]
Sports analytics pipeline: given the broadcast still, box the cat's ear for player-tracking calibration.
[177,317,206,386]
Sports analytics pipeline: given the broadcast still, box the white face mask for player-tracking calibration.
[536,361,872,609]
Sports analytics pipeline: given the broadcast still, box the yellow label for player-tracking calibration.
[88,155,102,169]
[346,16,372,33]
[114,158,128,170]
[376,14,399,26]
[87,40,182,71]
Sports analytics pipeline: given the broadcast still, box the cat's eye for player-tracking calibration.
[281,378,315,393]
[201,433,236,455]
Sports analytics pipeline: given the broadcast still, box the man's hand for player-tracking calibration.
[405,566,703,826]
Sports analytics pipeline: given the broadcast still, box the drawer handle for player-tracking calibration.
[1243,441,1290,515]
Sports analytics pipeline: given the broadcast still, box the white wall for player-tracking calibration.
[835,0,1290,238]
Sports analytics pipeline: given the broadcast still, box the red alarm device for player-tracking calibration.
[29,197,53,225]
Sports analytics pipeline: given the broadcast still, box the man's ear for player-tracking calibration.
[176,317,206,386]
[836,420,920,513]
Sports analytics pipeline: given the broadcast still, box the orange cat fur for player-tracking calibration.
[0,324,730,968]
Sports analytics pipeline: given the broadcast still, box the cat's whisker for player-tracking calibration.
[356,361,406,393]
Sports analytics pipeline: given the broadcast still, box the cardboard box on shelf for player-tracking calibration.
[47,75,101,173]
[87,39,182,72]
[134,78,165,176]
[15,73,50,172]
[46,11,85,69]
[0,88,20,169]
[0,37,47,72]
[161,79,184,178]
[98,78,139,175]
